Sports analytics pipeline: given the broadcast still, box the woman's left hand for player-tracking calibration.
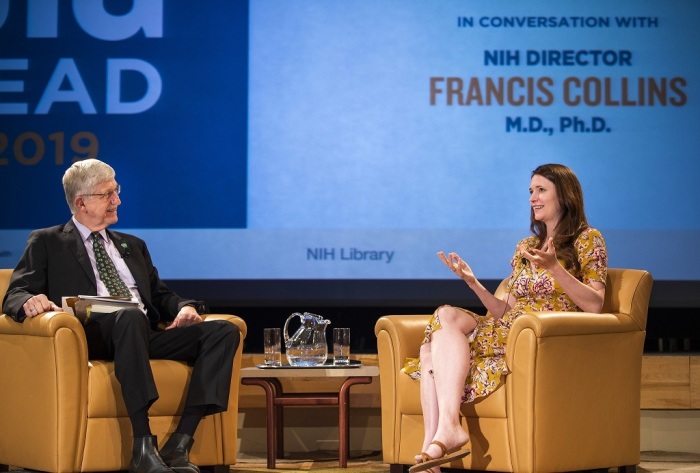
[521,238,558,270]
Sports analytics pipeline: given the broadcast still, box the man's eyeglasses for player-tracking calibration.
[80,185,121,201]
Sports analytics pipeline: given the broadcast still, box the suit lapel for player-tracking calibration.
[62,220,97,286]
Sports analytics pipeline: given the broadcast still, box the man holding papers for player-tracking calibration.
[2,159,240,473]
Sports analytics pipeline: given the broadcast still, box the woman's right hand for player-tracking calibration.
[438,251,477,286]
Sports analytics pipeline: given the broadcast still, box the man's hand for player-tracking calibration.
[23,294,61,318]
[166,305,203,330]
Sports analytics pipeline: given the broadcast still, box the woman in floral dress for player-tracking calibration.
[406,164,608,473]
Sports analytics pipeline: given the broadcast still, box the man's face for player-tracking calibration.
[73,179,121,231]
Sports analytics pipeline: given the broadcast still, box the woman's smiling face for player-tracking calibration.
[529,174,562,231]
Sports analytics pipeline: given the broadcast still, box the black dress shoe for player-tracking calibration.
[129,435,175,473]
[160,432,200,473]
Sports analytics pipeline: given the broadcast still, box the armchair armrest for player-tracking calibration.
[375,315,431,361]
[199,313,247,466]
[505,309,641,367]
[0,311,89,472]
[374,315,431,462]
[505,310,646,471]
[0,309,87,338]
[202,313,248,340]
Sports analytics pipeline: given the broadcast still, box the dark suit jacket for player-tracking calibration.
[2,220,194,326]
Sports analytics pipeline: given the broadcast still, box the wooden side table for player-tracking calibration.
[240,363,379,469]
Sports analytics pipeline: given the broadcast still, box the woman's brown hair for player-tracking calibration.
[530,164,589,275]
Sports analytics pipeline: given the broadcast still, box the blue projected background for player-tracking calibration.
[0,1,248,229]
[1,1,699,296]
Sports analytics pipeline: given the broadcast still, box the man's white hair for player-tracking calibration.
[63,159,116,214]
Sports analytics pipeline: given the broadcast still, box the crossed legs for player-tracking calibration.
[415,305,476,472]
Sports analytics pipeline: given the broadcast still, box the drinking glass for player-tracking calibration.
[263,328,282,366]
[333,328,351,365]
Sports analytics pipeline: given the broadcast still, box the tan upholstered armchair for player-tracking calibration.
[375,268,653,473]
[0,268,247,473]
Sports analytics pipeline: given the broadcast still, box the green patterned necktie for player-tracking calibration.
[91,232,132,298]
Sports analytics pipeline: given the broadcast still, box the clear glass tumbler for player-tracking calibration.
[333,327,350,365]
[263,327,282,366]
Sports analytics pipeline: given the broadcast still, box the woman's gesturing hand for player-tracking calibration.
[438,251,477,286]
[520,237,558,270]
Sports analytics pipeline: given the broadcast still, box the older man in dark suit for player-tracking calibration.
[2,159,240,473]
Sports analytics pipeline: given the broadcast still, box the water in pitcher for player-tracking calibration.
[286,346,328,367]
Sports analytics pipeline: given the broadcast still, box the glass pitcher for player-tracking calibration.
[283,312,331,366]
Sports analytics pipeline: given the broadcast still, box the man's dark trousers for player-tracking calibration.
[83,308,240,416]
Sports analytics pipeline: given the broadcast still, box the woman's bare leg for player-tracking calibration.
[421,306,475,460]
[417,342,439,463]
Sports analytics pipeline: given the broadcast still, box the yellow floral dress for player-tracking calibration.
[403,227,608,404]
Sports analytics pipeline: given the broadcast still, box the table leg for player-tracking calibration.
[241,378,279,469]
[269,378,285,459]
[242,373,375,469]
[337,376,372,468]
